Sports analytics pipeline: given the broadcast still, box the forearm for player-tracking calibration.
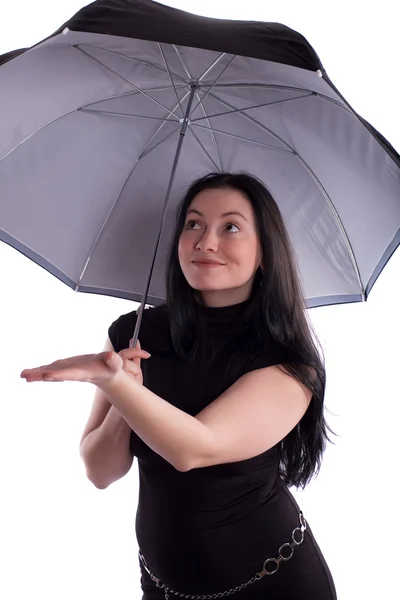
[98,372,213,472]
[80,405,133,487]
[100,403,133,441]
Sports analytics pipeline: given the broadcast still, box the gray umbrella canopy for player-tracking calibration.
[0,8,399,312]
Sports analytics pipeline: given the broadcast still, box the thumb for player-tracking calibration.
[104,351,123,373]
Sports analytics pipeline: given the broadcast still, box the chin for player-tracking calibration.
[187,278,237,293]
[189,282,222,292]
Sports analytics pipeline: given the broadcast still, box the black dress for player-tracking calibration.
[108,300,337,600]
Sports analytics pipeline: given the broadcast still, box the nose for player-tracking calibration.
[195,229,219,252]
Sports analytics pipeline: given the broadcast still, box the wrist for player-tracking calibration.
[96,369,137,394]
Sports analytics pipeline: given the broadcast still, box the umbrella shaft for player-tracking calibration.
[130,84,199,348]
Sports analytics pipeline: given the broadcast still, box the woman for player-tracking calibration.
[21,172,337,599]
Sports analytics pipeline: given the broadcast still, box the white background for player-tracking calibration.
[1,1,399,599]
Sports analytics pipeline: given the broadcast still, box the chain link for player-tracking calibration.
[139,511,307,600]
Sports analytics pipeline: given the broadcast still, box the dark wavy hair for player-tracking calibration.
[165,172,336,489]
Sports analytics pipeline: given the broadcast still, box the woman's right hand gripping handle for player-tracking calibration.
[118,339,151,385]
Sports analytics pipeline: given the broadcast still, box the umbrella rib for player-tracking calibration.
[172,46,224,169]
[190,55,237,117]
[207,91,298,153]
[194,89,224,171]
[191,92,315,123]
[130,48,213,169]
[74,45,180,119]
[292,155,365,294]
[80,108,179,123]
[158,43,185,117]
[75,157,144,289]
[172,45,230,86]
[188,128,222,172]
[62,42,187,83]
[69,46,194,289]
[0,108,83,162]
[124,45,194,164]
[140,124,181,159]
[76,123,182,288]
[78,85,187,112]
[211,83,351,112]
[191,122,292,153]
[198,53,230,82]
[133,88,193,165]
[172,45,192,79]
[204,95,364,293]
[0,86,185,163]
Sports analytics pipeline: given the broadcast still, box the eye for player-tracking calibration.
[185,220,201,229]
[225,223,240,233]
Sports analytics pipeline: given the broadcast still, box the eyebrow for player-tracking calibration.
[186,208,248,222]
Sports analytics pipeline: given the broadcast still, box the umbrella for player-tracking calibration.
[1,0,399,346]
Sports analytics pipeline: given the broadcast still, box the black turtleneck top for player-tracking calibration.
[108,302,336,599]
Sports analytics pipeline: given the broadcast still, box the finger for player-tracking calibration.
[22,369,82,382]
[119,348,151,361]
[122,360,140,376]
[20,356,87,378]
[41,367,97,382]
[21,367,55,381]
[21,364,51,377]
[128,341,151,367]
[21,370,49,382]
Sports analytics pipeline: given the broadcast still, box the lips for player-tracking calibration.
[193,260,223,265]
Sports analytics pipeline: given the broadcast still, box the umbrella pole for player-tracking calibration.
[130,83,199,349]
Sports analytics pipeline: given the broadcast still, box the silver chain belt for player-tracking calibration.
[138,511,307,600]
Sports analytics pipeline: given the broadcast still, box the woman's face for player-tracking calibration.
[178,187,263,307]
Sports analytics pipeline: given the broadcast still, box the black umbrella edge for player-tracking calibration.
[0,0,322,71]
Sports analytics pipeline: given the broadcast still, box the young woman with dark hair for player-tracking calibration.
[22,172,337,599]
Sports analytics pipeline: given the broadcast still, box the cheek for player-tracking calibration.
[235,240,261,269]
[178,235,189,263]
[179,231,193,250]
[230,237,256,255]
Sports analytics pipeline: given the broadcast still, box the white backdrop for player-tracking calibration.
[1,2,399,599]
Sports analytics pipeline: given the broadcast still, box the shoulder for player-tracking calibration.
[243,344,295,376]
[108,304,169,352]
[241,346,316,412]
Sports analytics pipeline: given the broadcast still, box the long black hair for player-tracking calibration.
[165,172,336,489]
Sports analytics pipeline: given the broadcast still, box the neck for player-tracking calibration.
[196,286,253,308]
